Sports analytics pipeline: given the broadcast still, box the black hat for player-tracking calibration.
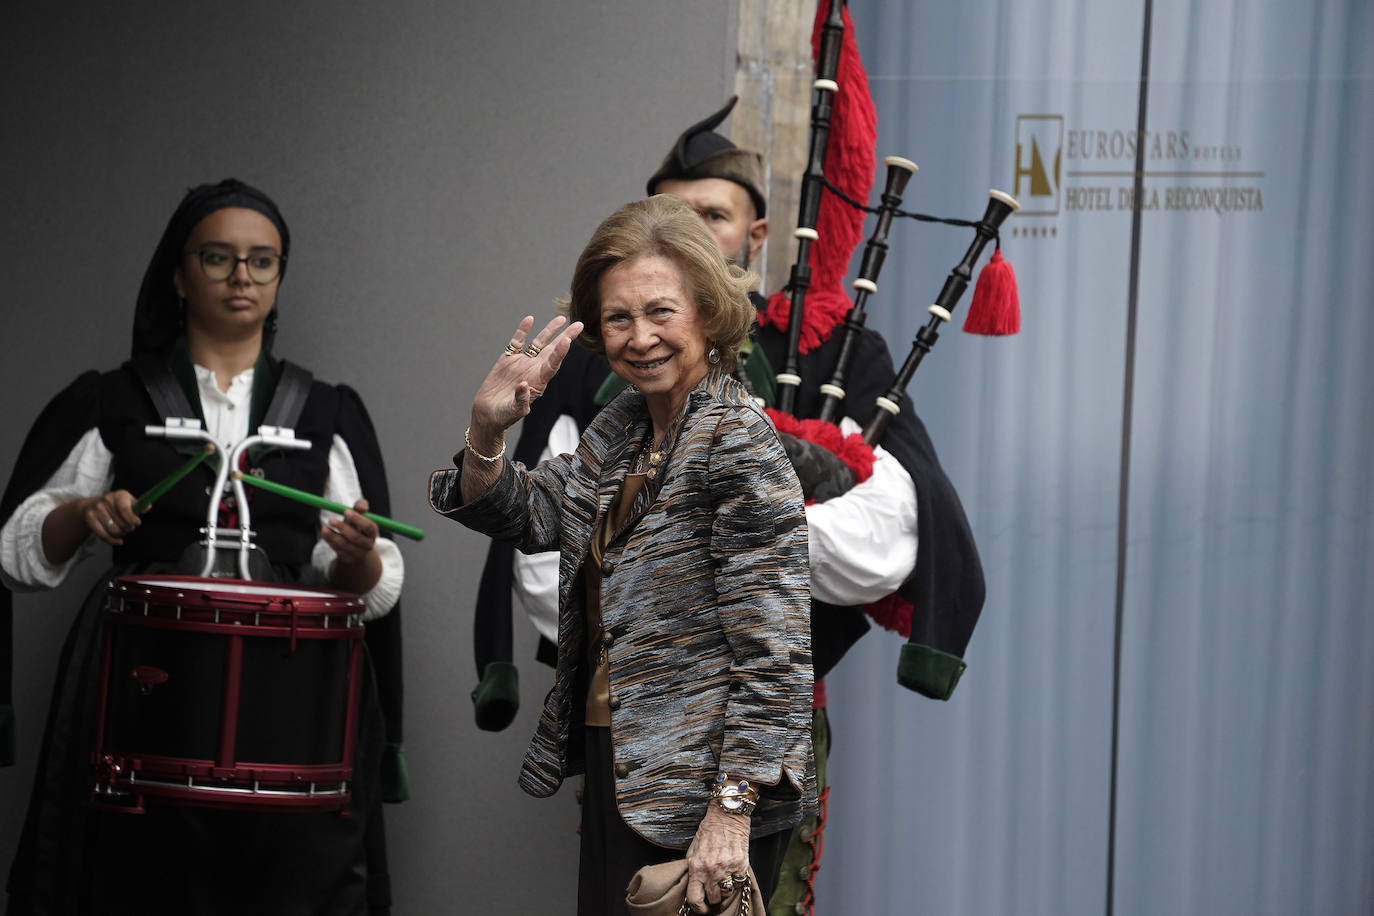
[646,96,768,218]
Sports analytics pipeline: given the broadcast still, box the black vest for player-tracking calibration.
[96,364,333,576]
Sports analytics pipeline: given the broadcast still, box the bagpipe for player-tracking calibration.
[760,0,1018,692]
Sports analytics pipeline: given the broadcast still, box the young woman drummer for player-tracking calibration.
[0,178,405,915]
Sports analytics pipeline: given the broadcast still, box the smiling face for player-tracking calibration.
[599,254,710,427]
[174,207,282,344]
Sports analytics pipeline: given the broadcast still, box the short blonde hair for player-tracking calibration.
[564,195,756,370]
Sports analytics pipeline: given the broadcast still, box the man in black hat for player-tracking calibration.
[645,98,769,271]
[469,98,983,915]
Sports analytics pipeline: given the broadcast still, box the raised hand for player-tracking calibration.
[460,315,583,505]
[469,315,584,443]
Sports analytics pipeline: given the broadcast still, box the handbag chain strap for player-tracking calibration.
[676,874,752,916]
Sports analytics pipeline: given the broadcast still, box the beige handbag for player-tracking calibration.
[625,860,765,916]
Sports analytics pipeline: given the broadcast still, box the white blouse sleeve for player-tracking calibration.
[0,427,115,591]
[510,413,578,644]
[310,434,404,622]
[804,417,919,606]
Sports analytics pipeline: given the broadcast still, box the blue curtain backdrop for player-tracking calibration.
[817,2,1373,914]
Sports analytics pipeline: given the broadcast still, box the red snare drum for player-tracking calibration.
[92,575,366,814]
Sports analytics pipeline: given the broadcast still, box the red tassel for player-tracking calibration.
[765,409,876,483]
[759,3,878,353]
[963,248,1021,336]
[861,592,913,637]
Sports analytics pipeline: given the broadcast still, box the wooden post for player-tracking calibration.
[733,0,815,297]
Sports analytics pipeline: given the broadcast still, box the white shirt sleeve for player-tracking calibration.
[311,434,405,622]
[510,413,578,643]
[0,427,114,592]
[805,417,919,606]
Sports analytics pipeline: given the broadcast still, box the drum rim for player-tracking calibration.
[110,574,364,606]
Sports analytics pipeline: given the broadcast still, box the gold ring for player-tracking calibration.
[503,343,521,355]
[718,878,734,892]
[523,344,542,358]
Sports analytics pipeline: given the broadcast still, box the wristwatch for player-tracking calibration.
[711,775,759,816]
[716,792,756,816]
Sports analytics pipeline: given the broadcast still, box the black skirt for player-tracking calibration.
[6,567,389,916]
[577,725,789,916]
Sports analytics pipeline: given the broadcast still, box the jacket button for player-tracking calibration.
[607,693,621,711]
[797,865,812,880]
[600,560,614,576]
[798,826,812,841]
[614,762,630,779]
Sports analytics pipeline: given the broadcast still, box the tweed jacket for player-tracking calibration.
[431,371,815,847]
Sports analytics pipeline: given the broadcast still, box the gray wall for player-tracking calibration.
[0,3,736,913]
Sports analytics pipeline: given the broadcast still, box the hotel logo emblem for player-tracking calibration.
[1014,114,1063,217]
[1009,114,1263,233]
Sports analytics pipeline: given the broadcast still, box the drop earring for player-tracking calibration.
[707,345,721,366]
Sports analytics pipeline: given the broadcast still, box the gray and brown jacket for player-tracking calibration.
[431,370,815,847]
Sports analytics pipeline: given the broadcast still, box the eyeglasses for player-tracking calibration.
[185,244,285,284]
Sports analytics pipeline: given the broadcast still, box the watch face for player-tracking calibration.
[721,795,745,811]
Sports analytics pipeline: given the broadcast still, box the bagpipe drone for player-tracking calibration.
[759,0,1020,694]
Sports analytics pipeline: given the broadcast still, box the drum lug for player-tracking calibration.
[91,754,147,814]
[131,665,169,695]
[95,752,122,787]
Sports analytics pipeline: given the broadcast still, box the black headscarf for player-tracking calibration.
[131,178,291,361]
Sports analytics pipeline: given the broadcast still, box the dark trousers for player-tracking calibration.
[578,726,789,915]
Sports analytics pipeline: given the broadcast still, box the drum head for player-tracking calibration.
[117,575,359,603]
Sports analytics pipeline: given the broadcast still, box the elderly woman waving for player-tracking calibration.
[431,195,814,914]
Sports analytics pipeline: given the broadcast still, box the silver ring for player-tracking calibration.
[105,518,118,530]
[718,878,734,892]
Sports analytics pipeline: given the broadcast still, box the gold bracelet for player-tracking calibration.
[463,426,506,463]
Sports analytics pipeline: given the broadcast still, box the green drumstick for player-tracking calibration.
[232,470,426,541]
[134,443,216,514]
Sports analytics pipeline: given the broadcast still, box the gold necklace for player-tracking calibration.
[634,441,667,479]
[635,412,685,480]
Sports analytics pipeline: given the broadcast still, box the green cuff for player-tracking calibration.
[742,345,777,408]
[897,643,967,700]
[1,704,15,768]
[471,661,519,732]
[382,742,411,803]
[593,372,629,407]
